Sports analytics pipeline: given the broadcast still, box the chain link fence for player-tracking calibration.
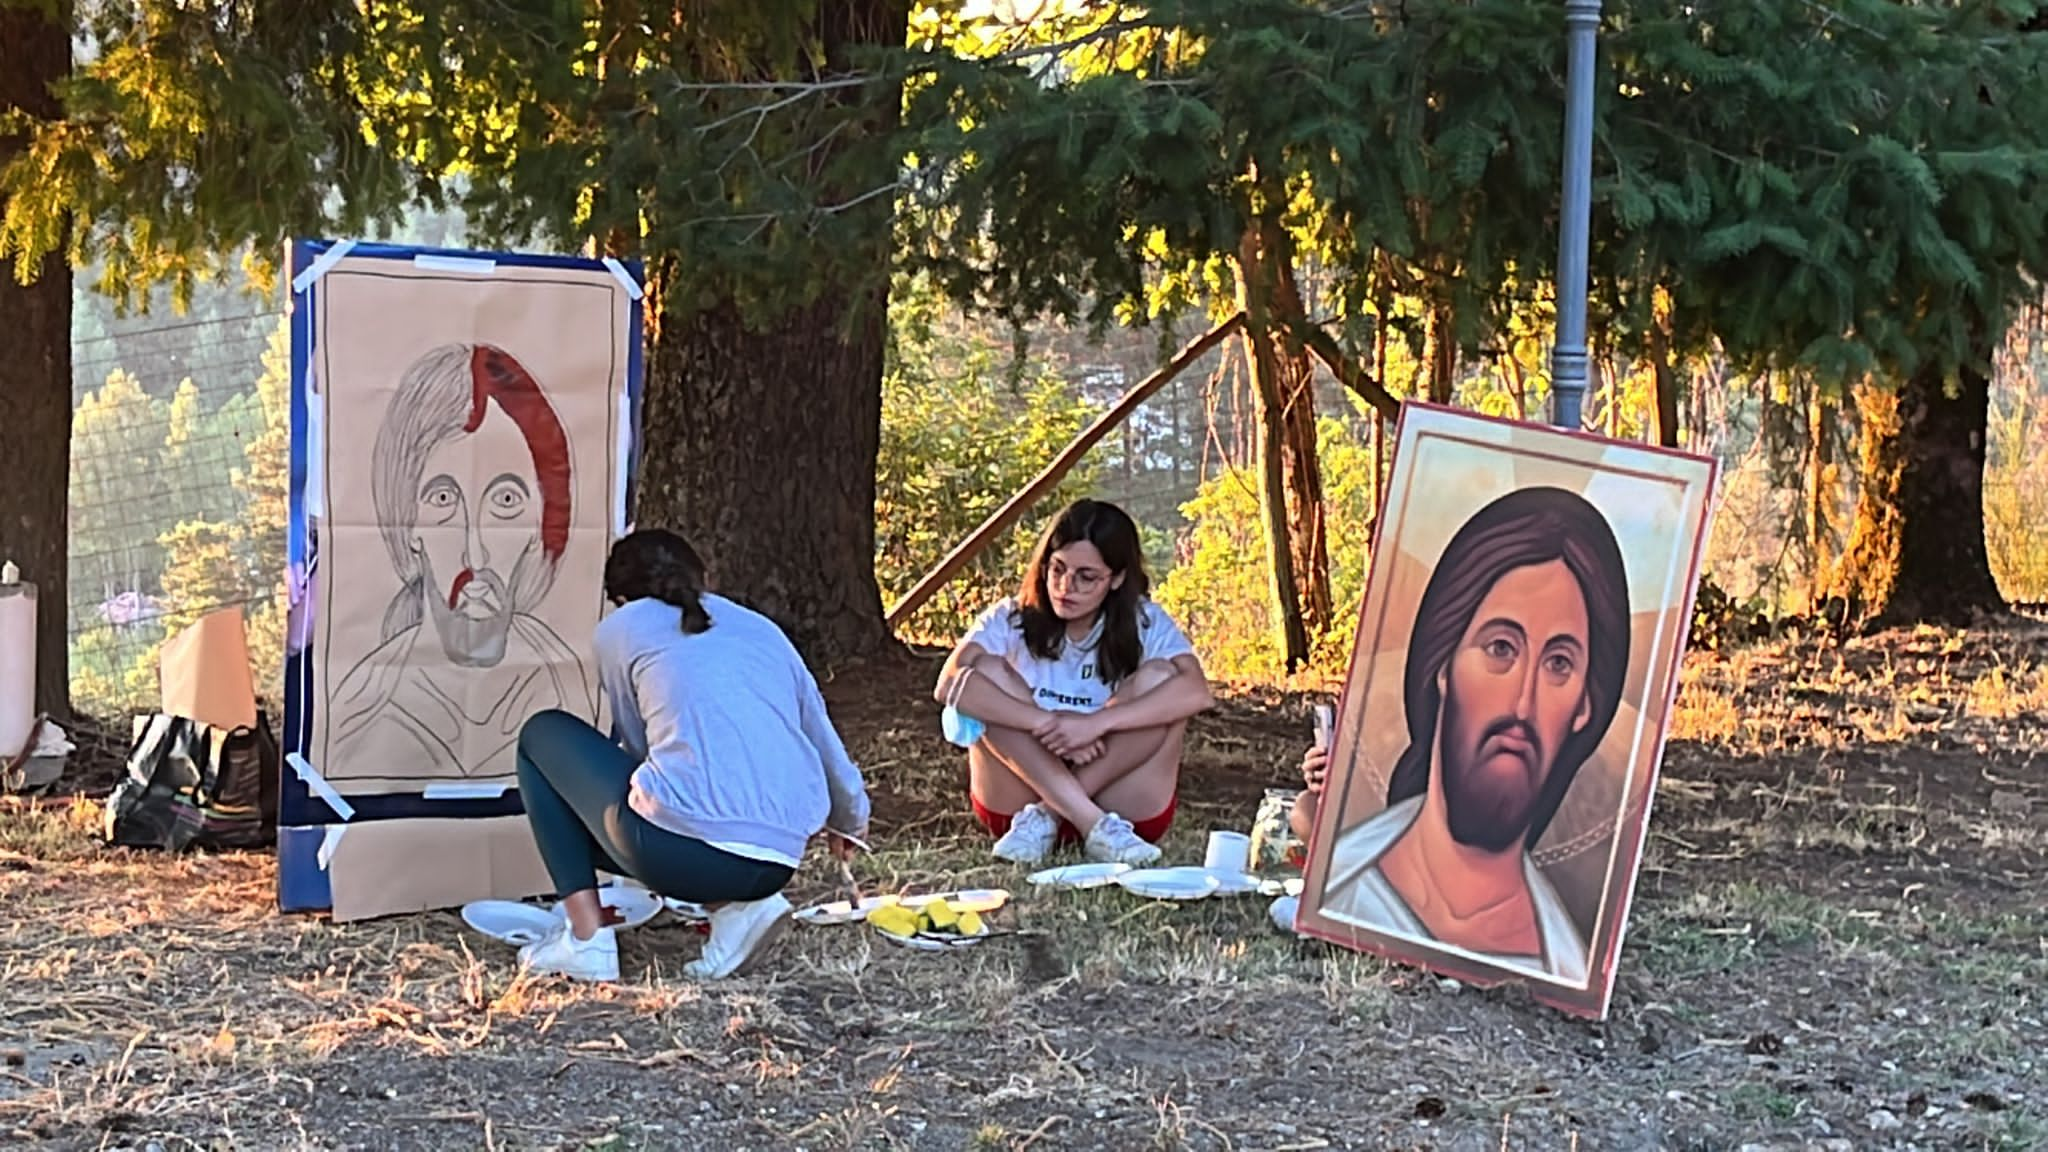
[67,287,290,718]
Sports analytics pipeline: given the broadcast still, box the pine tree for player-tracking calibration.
[894,0,2048,628]
[0,0,74,716]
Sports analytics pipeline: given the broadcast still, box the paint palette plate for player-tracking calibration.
[551,885,664,930]
[461,900,560,946]
[797,889,1012,926]
[795,895,904,927]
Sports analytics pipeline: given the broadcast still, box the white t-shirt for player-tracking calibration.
[960,596,1195,714]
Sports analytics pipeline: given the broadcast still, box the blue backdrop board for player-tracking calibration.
[279,239,645,920]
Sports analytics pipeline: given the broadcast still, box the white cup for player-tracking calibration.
[1204,830,1251,876]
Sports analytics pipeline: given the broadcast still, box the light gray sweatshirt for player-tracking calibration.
[595,593,870,867]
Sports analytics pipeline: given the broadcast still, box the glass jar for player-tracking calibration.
[1250,787,1306,873]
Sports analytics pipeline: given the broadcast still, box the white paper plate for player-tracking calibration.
[901,888,1011,914]
[1203,870,1264,897]
[461,900,560,946]
[1027,862,1132,890]
[1115,867,1222,901]
[552,885,664,930]
[1258,876,1305,899]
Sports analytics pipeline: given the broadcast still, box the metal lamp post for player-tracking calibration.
[1549,0,1602,430]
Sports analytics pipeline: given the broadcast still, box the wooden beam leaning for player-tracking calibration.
[1299,324,1401,422]
[884,311,1247,630]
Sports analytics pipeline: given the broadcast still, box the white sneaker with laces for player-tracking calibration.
[1083,811,1161,866]
[518,921,621,983]
[685,893,794,980]
[992,802,1060,863]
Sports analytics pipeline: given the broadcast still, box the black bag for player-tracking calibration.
[104,711,281,852]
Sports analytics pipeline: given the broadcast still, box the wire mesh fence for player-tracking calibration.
[67,289,290,719]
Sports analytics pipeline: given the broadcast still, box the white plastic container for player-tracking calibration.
[0,561,37,759]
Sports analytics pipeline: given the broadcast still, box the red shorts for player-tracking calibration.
[971,793,1178,846]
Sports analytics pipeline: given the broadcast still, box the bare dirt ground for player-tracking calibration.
[3,622,2044,1151]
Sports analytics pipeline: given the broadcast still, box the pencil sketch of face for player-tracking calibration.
[372,344,573,666]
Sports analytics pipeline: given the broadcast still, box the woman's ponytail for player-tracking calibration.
[603,528,715,635]
[667,577,712,634]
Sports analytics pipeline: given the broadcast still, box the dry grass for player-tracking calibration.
[3,625,2046,1151]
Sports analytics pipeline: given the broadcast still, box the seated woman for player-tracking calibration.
[1270,741,1328,932]
[513,528,871,983]
[934,499,1213,866]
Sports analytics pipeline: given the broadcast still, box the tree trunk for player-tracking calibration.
[639,286,894,666]
[632,0,905,670]
[1649,323,1681,449]
[1831,342,2006,627]
[1235,219,1323,670]
[0,2,74,719]
[1806,383,1832,610]
[1426,300,1456,404]
[1266,238,1332,644]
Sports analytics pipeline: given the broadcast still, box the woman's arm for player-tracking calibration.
[934,642,1050,732]
[1094,653,1214,733]
[796,665,872,836]
[595,624,651,761]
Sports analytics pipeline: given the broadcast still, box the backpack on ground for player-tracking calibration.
[104,711,281,852]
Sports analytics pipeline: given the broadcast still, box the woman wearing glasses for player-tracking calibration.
[933,499,1214,866]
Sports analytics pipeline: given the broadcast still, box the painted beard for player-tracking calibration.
[420,548,523,667]
[1436,685,1550,855]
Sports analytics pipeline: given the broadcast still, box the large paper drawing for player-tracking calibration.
[277,240,643,920]
[1293,402,1717,1020]
[314,261,622,793]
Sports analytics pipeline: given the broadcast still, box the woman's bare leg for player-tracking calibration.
[1070,660,1183,796]
[1089,718,1184,828]
[973,726,1106,832]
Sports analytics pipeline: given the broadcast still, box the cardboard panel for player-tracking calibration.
[326,815,556,922]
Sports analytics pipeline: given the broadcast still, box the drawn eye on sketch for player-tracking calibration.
[325,343,597,783]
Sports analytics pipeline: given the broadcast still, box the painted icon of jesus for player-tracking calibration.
[1319,485,1630,985]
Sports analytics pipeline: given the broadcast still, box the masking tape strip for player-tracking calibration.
[304,388,326,518]
[290,239,358,295]
[286,752,355,821]
[413,253,498,275]
[317,825,346,870]
[613,391,633,536]
[602,256,645,300]
[420,781,513,801]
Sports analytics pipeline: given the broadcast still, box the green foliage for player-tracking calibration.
[0,2,421,309]
[69,370,170,603]
[876,275,1102,644]
[1155,416,1377,681]
[895,0,2048,390]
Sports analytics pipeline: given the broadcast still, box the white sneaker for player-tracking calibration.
[518,921,621,983]
[684,893,794,980]
[1083,812,1161,865]
[1268,894,1300,934]
[992,802,1060,864]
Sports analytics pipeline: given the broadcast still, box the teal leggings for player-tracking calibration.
[515,710,793,904]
